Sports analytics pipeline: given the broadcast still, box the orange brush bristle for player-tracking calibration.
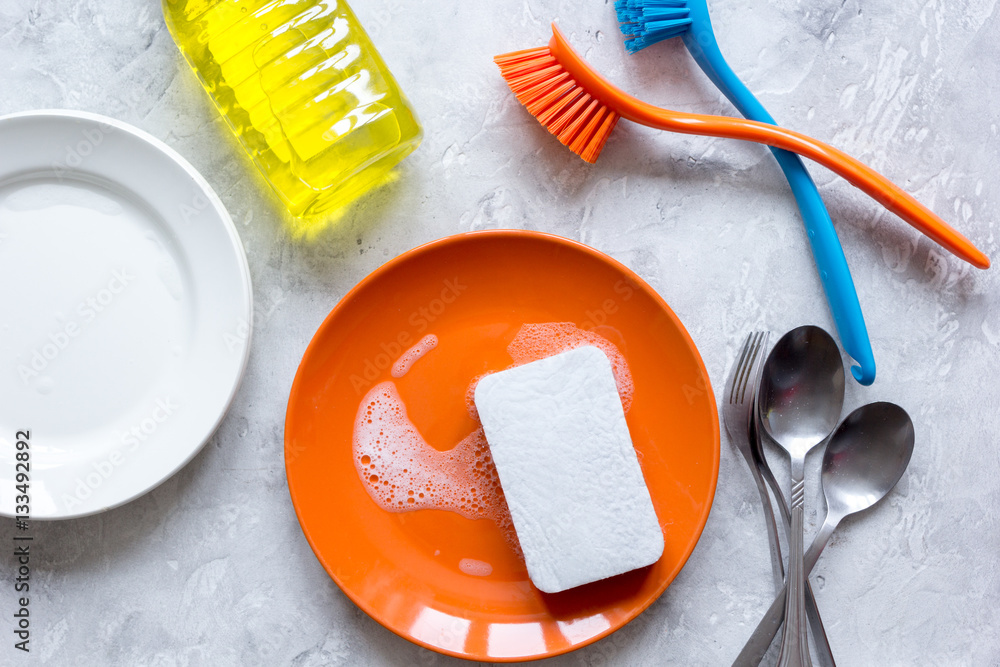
[494,47,620,163]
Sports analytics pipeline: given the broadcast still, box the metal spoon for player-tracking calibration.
[759,326,846,667]
[735,402,915,665]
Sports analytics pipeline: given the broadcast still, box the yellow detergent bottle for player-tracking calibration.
[162,0,423,217]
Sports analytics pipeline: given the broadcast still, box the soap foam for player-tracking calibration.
[391,334,438,378]
[353,381,517,549]
[458,558,494,577]
[507,322,634,412]
[465,374,485,420]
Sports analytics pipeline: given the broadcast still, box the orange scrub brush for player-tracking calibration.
[494,24,989,271]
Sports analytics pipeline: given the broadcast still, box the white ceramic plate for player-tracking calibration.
[0,110,252,519]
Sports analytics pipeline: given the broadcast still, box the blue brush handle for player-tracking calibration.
[681,5,875,385]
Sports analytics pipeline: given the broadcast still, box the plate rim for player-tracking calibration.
[0,108,254,520]
[284,229,720,662]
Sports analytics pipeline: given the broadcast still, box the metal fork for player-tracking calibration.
[723,331,785,592]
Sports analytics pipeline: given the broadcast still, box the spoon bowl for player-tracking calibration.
[759,325,846,455]
[822,401,915,520]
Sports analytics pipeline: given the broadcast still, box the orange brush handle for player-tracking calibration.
[550,25,989,269]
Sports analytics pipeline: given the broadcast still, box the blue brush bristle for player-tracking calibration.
[614,0,693,53]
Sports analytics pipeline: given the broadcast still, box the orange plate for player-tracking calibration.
[284,230,720,662]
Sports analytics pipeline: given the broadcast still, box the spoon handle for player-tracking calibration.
[777,467,811,667]
[805,581,836,667]
[734,518,839,666]
[756,438,835,665]
[758,459,835,666]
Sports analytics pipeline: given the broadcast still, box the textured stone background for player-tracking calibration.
[1,0,998,664]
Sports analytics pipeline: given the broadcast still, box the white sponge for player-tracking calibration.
[474,345,663,593]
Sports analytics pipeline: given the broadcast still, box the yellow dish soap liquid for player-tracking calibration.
[162,0,423,217]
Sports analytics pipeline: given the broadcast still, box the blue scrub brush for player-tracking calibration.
[616,0,876,387]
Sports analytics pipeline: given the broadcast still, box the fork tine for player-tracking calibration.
[728,333,755,404]
[749,331,768,400]
[734,334,755,404]
[730,331,763,405]
[738,331,764,404]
